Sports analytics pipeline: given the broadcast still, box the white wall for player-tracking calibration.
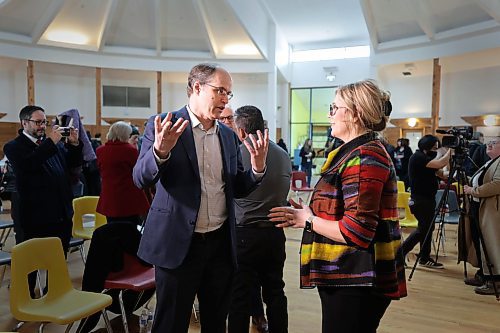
[291,57,375,88]
[0,57,31,122]
[36,62,96,123]
[0,60,272,128]
[379,53,500,128]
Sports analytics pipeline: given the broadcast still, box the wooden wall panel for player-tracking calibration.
[0,122,21,158]
[384,127,401,146]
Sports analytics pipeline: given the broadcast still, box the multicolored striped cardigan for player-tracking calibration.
[300,132,407,299]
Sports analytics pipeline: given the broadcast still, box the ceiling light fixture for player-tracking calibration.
[325,73,336,81]
[46,30,89,45]
[223,44,260,56]
[483,115,496,126]
[407,118,417,128]
[324,66,338,82]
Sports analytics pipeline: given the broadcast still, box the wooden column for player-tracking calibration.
[157,71,162,114]
[27,60,35,105]
[96,67,102,135]
[431,58,441,134]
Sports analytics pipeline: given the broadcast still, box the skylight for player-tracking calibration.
[46,30,89,45]
[291,45,370,62]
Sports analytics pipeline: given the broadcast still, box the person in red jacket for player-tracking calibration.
[96,121,150,225]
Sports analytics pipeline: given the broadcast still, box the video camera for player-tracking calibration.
[436,126,473,150]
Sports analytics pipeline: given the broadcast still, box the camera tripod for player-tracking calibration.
[407,153,499,300]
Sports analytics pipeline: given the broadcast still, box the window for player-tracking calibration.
[103,86,150,107]
[290,87,335,163]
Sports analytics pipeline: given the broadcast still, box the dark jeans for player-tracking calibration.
[228,227,288,333]
[152,226,234,333]
[402,195,436,261]
[318,287,391,333]
[301,162,313,187]
[250,284,265,317]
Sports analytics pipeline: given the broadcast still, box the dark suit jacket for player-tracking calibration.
[133,107,259,269]
[3,130,83,231]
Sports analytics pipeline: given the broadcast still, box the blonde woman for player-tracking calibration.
[270,80,406,333]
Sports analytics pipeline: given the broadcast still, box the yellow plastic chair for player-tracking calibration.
[72,196,107,240]
[397,192,418,229]
[10,237,113,333]
[397,181,406,193]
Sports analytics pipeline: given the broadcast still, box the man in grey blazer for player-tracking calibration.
[133,63,269,333]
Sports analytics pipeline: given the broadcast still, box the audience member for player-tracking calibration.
[0,158,21,243]
[228,105,290,333]
[218,103,269,331]
[219,104,235,129]
[401,135,451,268]
[3,105,83,297]
[464,137,500,295]
[96,121,150,225]
[82,130,101,196]
[299,138,315,187]
[471,137,490,173]
[393,138,413,190]
[91,133,102,152]
[465,132,483,175]
[129,125,140,150]
[269,80,406,333]
[277,138,288,153]
[133,63,269,333]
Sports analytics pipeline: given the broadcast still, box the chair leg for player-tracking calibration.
[38,322,45,333]
[64,322,74,333]
[75,315,91,333]
[37,270,44,297]
[118,290,129,333]
[0,265,7,288]
[132,290,146,312]
[102,309,114,333]
[12,321,25,331]
[79,244,86,264]
[143,290,155,310]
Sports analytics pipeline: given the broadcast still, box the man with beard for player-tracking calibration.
[3,105,83,297]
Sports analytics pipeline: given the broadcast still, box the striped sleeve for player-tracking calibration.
[338,147,391,248]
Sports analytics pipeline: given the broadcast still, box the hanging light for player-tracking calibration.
[483,115,496,126]
[407,118,417,128]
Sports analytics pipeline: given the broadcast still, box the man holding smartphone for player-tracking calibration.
[3,105,83,297]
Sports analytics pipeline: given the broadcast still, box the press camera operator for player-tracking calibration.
[402,134,451,268]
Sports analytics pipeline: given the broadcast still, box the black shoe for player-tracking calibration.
[464,273,484,286]
[419,258,444,269]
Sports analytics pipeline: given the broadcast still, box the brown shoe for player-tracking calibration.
[252,315,269,333]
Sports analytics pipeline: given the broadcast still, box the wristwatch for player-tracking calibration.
[305,215,315,232]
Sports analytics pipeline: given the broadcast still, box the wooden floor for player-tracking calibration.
[1,205,500,333]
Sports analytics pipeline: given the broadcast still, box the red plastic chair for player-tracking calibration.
[291,171,314,202]
[103,253,155,333]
